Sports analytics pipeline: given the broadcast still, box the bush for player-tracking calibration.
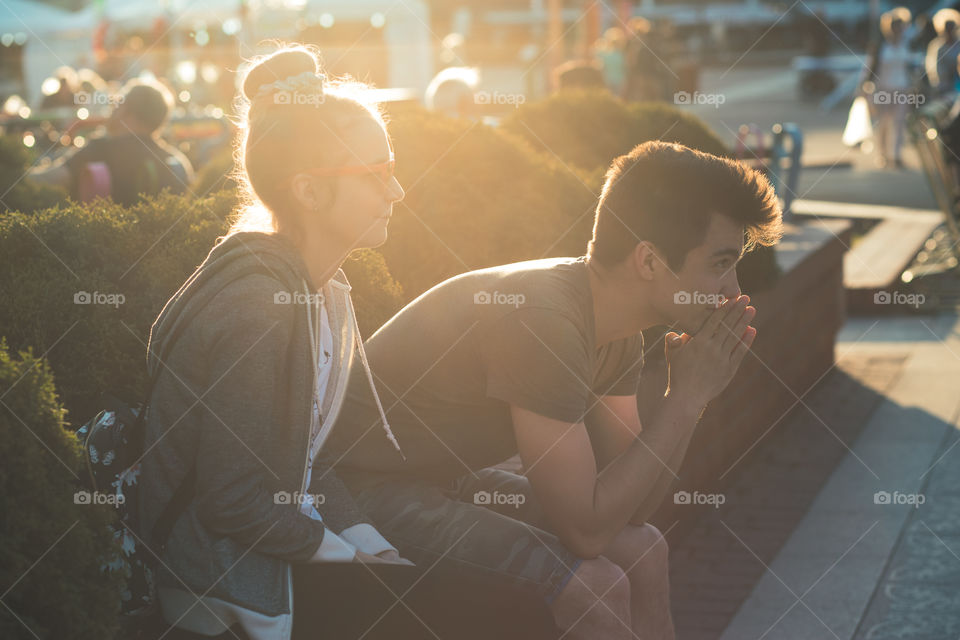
[0,136,66,214]
[0,191,403,423]
[382,105,598,301]
[0,339,124,639]
[502,90,731,179]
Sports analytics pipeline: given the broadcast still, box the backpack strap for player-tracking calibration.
[144,263,290,551]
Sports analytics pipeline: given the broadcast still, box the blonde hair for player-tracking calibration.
[880,7,911,39]
[224,43,386,242]
[933,8,960,35]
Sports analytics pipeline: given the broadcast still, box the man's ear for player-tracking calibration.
[630,241,662,280]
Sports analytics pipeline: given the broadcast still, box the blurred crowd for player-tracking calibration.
[853,7,960,169]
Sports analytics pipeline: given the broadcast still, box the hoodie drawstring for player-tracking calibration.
[307,276,404,461]
[343,286,405,461]
[353,323,405,460]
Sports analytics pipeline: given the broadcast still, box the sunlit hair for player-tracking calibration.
[880,7,911,39]
[933,8,960,35]
[424,66,479,114]
[588,141,783,272]
[224,43,386,243]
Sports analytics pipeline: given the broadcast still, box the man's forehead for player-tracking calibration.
[700,213,746,253]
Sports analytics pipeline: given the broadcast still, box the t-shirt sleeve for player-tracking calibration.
[601,332,645,397]
[480,307,592,424]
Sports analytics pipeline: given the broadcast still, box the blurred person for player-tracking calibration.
[594,27,627,95]
[552,59,607,92]
[328,141,783,640]
[864,7,917,168]
[930,53,960,184]
[139,44,558,640]
[425,66,480,119]
[39,66,80,109]
[29,78,194,206]
[75,67,109,99]
[926,8,960,97]
[623,17,665,102]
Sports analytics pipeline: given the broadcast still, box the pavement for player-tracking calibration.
[667,66,960,640]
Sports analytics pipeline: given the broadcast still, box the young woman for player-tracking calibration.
[138,44,411,639]
[865,7,917,169]
[140,45,559,640]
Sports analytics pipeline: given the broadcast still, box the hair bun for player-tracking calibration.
[242,48,319,102]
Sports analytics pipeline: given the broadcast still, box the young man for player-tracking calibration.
[30,79,193,206]
[327,140,783,639]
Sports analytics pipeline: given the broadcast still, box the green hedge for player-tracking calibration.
[382,105,599,301]
[0,191,403,424]
[0,136,66,214]
[502,90,731,179]
[0,339,124,639]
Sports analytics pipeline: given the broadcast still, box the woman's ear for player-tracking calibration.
[289,174,333,213]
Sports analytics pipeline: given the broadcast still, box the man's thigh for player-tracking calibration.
[342,468,581,603]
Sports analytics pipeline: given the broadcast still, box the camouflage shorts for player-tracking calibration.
[342,467,583,604]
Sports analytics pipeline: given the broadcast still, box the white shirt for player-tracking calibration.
[303,296,396,562]
[878,41,912,90]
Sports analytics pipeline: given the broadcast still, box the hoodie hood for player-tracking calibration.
[147,232,310,380]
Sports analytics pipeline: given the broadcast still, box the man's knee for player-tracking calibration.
[551,556,630,628]
[607,523,670,574]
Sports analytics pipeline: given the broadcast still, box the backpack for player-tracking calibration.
[74,265,273,617]
[75,394,195,616]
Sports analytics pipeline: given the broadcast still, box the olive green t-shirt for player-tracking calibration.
[328,257,645,481]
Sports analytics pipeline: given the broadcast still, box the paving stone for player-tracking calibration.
[670,352,905,640]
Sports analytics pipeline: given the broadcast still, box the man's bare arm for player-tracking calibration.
[513,296,755,557]
[586,394,700,525]
[513,391,704,558]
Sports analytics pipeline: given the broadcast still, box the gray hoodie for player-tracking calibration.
[138,231,398,623]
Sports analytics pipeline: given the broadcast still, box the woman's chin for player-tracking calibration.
[359,224,390,249]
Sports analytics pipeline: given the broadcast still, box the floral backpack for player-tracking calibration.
[73,268,265,617]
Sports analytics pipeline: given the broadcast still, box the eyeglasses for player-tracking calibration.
[284,151,396,186]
